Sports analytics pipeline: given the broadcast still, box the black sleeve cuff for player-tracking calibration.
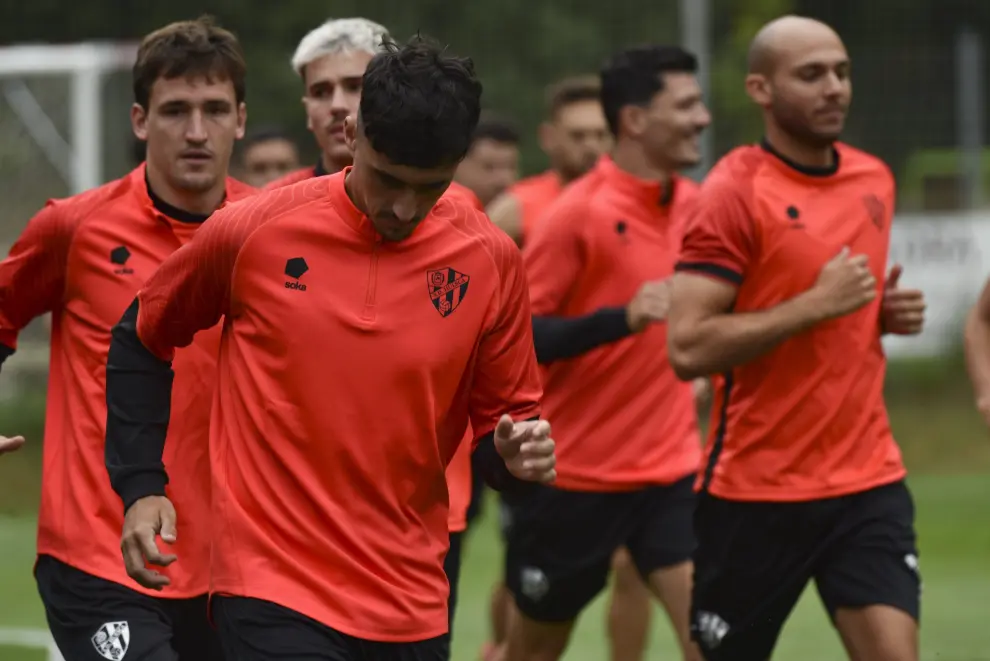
[0,344,13,370]
[471,416,542,493]
[115,472,169,513]
[532,307,632,364]
[674,261,743,285]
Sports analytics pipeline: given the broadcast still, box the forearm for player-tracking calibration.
[532,308,632,364]
[105,299,174,512]
[671,293,823,380]
[964,308,990,401]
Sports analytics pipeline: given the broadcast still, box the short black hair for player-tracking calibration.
[600,46,698,137]
[360,34,483,169]
[242,125,296,150]
[471,112,520,148]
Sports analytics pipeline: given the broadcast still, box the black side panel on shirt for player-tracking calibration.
[472,416,542,493]
[105,298,174,512]
[532,308,632,364]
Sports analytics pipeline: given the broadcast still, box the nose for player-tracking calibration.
[330,86,351,114]
[392,190,418,223]
[186,109,208,143]
[696,104,713,128]
[823,71,844,96]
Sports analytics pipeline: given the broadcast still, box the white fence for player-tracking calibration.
[883,212,990,358]
[0,627,62,661]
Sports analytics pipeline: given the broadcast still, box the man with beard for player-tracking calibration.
[669,16,925,661]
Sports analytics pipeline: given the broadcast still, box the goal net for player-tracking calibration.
[0,41,136,391]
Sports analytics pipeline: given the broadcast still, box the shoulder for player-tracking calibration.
[509,172,556,199]
[431,197,520,277]
[540,170,608,230]
[208,176,329,247]
[43,173,135,235]
[835,143,895,186]
[224,176,261,201]
[443,182,484,211]
[263,167,317,191]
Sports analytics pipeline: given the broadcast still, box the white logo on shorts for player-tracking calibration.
[520,566,549,601]
[91,621,130,660]
[695,611,730,650]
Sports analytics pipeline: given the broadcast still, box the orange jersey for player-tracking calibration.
[133,171,542,641]
[0,165,256,596]
[524,156,702,491]
[510,170,562,245]
[676,141,905,501]
[264,162,328,190]
[441,181,485,534]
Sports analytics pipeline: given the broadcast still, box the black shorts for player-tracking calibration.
[504,474,696,622]
[35,554,222,661]
[443,531,464,635]
[211,596,449,661]
[690,480,921,661]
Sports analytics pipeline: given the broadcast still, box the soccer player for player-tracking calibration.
[266,17,390,188]
[669,16,926,661]
[0,434,25,454]
[0,16,253,661]
[239,126,301,187]
[453,113,521,208]
[501,45,711,661]
[488,75,611,247]
[104,35,556,661]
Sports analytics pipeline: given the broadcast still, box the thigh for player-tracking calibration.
[626,475,698,578]
[504,485,633,622]
[690,496,817,661]
[164,595,224,661]
[815,481,921,622]
[443,531,464,635]
[35,554,177,661]
[211,595,352,661]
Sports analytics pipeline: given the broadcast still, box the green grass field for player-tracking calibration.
[2,357,990,660]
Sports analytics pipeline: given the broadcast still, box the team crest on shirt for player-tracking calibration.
[91,621,129,660]
[862,194,886,230]
[427,267,470,317]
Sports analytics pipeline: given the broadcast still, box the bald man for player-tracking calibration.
[668,16,925,661]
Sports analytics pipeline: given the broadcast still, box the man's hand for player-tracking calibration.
[626,279,671,332]
[808,247,877,320]
[493,415,556,483]
[0,435,25,455]
[880,264,925,335]
[120,495,177,590]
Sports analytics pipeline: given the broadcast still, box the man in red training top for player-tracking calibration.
[0,17,254,661]
[104,35,556,661]
[502,46,710,661]
[488,75,611,247]
[266,17,391,188]
[669,16,926,661]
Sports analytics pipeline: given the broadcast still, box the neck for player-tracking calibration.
[322,150,350,176]
[342,168,369,216]
[763,122,835,169]
[610,139,672,186]
[145,162,225,216]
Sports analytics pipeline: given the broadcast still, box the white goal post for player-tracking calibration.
[0,41,138,195]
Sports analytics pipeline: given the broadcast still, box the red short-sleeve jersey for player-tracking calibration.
[676,142,905,501]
